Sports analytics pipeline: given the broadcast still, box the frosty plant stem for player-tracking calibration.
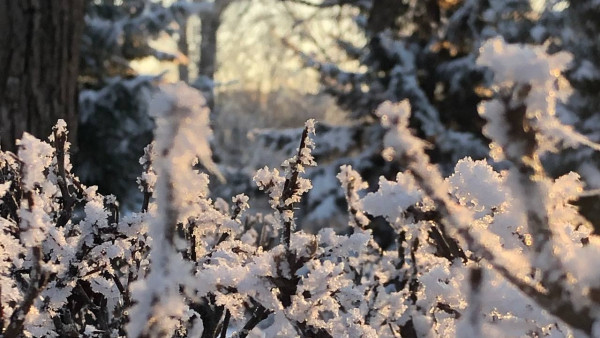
[376,98,597,335]
[52,121,75,228]
[3,247,47,338]
[490,87,567,285]
[128,83,221,337]
[278,125,310,249]
[337,165,369,230]
[255,119,316,253]
[138,142,155,213]
[4,133,55,337]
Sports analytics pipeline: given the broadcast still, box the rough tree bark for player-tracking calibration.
[0,0,85,152]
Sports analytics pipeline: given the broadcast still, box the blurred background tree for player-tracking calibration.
[72,0,600,230]
[77,0,204,208]
[247,0,539,234]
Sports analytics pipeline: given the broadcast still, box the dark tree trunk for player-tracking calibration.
[178,18,189,83]
[198,10,220,112]
[198,14,219,81]
[197,0,233,114]
[0,0,85,152]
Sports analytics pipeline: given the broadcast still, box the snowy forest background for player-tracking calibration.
[2,0,600,337]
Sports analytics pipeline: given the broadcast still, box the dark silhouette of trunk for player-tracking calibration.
[178,18,189,83]
[197,0,233,115]
[198,10,220,112]
[0,0,85,152]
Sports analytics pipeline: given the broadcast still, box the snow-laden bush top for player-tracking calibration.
[1,39,600,337]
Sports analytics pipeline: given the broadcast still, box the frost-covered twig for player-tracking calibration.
[278,120,316,249]
[377,96,597,335]
[51,120,75,228]
[476,35,600,306]
[137,142,156,213]
[3,247,48,338]
[485,88,566,278]
[337,165,369,229]
[255,119,316,252]
[128,83,220,337]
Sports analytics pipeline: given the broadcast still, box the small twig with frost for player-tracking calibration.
[4,246,48,338]
[52,121,75,228]
[277,122,314,249]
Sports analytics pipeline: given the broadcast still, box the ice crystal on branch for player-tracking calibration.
[254,119,317,249]
[477,37,600,160]
[336,165,369,229]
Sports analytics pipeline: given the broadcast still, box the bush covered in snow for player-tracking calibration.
[1,39,600,337]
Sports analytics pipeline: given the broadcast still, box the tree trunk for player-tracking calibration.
[197,0,233,113]
[0,0,85,152]
[178,18,189,83]
[198,11,220,112]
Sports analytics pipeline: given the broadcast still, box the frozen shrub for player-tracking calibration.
[1,39,600,337]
